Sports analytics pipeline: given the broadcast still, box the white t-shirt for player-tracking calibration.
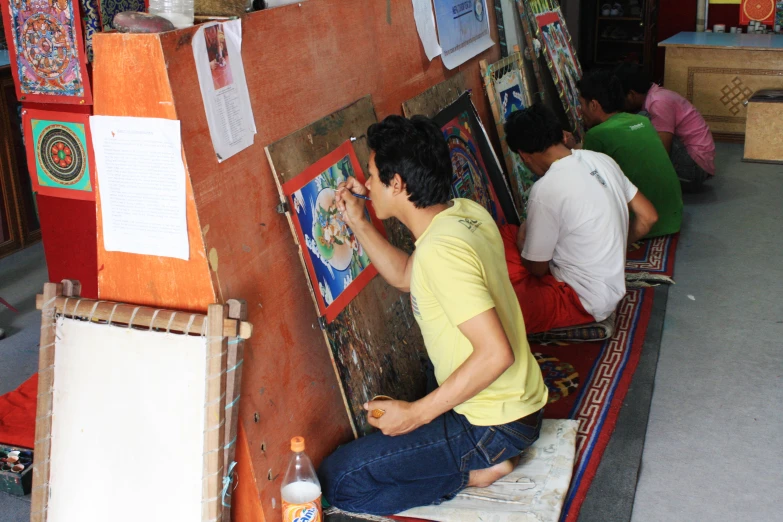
[522,150,638,321]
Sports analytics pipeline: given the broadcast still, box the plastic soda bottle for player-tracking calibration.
[281,436,322,522]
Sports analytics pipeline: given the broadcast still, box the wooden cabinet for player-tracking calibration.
[581,0,659,75]
[0,65,40,259]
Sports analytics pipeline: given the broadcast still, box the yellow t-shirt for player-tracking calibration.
[410,199,547,426]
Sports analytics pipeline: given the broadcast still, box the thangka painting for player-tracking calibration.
[490,64,537,218]
[432,92,520,226]
[22,107,95,200]
[1,0,93,104]
[535,9,583,138]
[281,140,384,323]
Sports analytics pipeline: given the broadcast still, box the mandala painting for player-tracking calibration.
[23,107,95,200]
[2,0,93,104]
[281,141,384,323]
[432,92,519,226]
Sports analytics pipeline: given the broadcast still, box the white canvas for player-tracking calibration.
[47,317,208,522]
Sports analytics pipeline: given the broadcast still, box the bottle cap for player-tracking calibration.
[291,436,305,452]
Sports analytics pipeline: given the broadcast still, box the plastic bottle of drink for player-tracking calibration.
[148,0,194,29]
[281,436,322,522]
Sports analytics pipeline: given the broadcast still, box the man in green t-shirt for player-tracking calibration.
[576,70,682,238]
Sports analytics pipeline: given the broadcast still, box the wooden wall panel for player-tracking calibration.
[92,2,500,521]
[92,35,215,312]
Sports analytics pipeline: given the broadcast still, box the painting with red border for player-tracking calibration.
[281,140,384,323]
[740,0,776,25]
[1,0,93,105]
[22,107,96,201]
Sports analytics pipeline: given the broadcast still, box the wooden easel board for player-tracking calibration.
[265,97,428,437]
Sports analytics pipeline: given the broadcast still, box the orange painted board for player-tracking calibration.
[91,34,215,312]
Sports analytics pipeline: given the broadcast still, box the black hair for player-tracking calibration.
[366,115,452,208]
[576,70,626,114]
[504,103,563,154]
[613,63,652,95]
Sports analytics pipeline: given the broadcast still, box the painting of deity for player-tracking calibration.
[281,140,384,323]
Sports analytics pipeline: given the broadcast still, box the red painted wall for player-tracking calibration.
[36,195,98,298]
[655,0,698,82]
[656,3,742,83]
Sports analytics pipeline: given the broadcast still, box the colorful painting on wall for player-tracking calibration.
[1,0,93,104]
[281,141,383,323]
[740,0,776,25]
[432,92,519,226]
[535,10,583,138]
[22,107,95,201]
[492,69,536,217]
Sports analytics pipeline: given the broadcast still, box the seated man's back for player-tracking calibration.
[614,63,715,190]
[525,149,633,321]
[577,71,683,238]
[412,198,544,424]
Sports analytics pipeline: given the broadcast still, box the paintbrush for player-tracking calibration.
[351,193,372,201]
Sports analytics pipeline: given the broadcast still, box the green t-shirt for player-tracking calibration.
[583,113,683,238]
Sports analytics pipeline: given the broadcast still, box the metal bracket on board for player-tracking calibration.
[275,200,289,214]
[318,317,326,330]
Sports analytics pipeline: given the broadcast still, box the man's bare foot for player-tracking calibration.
[467,455,521,488]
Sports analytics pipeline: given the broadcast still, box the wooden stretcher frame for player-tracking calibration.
[30,280,252,522]
[480,46,537,217]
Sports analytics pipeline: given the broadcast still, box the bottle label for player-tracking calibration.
[282,496,322,522]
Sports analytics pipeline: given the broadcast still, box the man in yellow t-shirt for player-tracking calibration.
[318,115,547,516]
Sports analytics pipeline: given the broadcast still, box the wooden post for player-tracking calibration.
[222,299,247,522]
[203,304,229,521]
[30,282,65,522]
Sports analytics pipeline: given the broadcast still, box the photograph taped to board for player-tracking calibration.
[281,140,384,323]
[432,93,520,226]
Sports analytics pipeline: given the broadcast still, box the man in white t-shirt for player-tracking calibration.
[501,104,658,333]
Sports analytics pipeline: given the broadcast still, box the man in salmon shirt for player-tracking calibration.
[614,63,716,191]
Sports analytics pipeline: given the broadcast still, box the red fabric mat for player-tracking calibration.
[394,288,654,522]
[625,233,679,276]
[537,288,653,521]
[0,373,37,449]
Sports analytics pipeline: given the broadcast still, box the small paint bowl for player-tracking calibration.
[19,451,33,459]
[7,451,20,458]
[0,452,8,459]
[18,457,32,466]
[0,463,12,472]
[12,464,25,473]
[6,456,19,464]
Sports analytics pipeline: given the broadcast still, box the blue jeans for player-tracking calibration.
[318,408,543,515]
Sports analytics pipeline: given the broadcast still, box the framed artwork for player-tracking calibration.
[740,0,776,25]
[1,0,93,104]
[483,52,537,218]
[22,107,95,201]
[535,10,583,139]
[432,92,520,226]
[281,140,383,323]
